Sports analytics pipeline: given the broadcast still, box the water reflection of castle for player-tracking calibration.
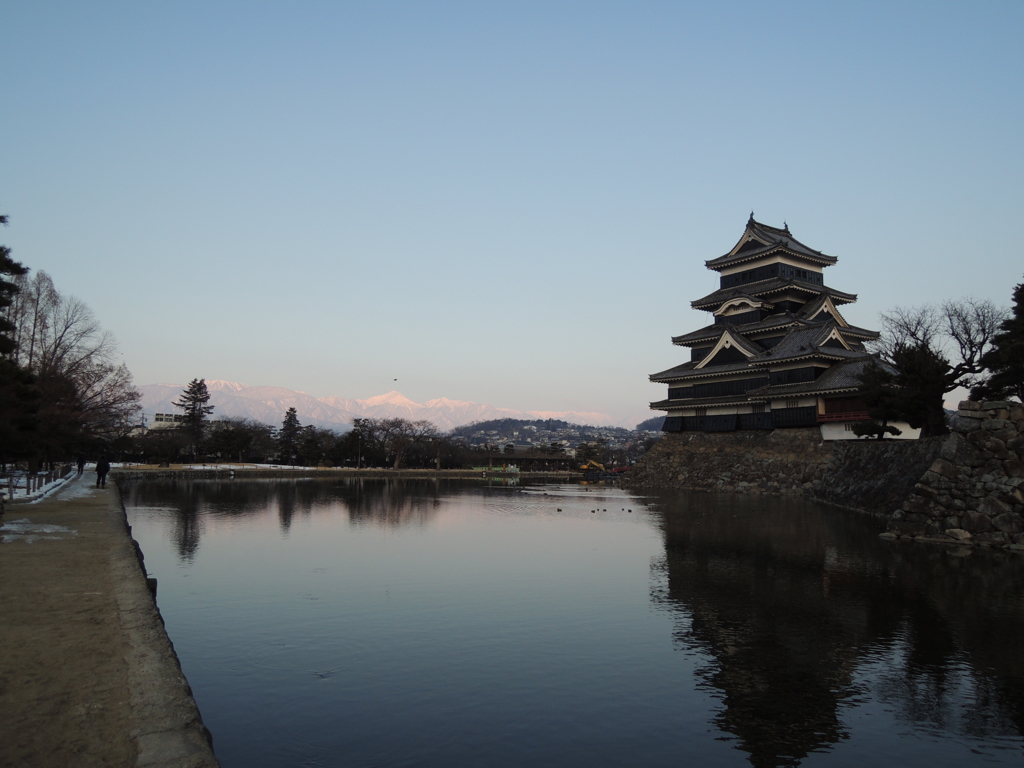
[646,491,1024,767]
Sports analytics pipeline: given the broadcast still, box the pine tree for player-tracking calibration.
[278,407,301,465]
[0,214,29,357]
[856,344,952,438]
[173,378,214,451]
[891,342,952,437]
[0,214,40,461]
[853,360,903,439]
[973,279,1024,402]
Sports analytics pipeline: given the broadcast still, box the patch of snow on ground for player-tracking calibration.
[2,472,77,504]
[53,477,100,500]
[1,518,76,543]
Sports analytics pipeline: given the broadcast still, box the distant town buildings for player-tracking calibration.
[448,420,661,460]
[650,215,918,439]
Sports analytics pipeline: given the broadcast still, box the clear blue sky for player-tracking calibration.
[2,1,1021,425]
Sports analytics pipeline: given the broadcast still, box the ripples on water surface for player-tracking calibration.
[123,478,1024,767]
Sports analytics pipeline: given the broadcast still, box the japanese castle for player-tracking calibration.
[650,215,887,436]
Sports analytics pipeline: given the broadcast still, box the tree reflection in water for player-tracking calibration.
[122,479,1024,766]
[122,478,447,561]
[645,489,1024,767]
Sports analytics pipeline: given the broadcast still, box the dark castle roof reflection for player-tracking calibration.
[642,489,1024,767]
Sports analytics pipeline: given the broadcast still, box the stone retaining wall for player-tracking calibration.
[625,401,1024,549]
[814,437,944,515]
[623,428,833,495]
[886,401,1024,548]
[623,427,943,517]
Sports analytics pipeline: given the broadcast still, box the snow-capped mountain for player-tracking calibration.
[137,381,625,431]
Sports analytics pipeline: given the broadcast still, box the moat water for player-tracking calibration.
[123,478,1024,768]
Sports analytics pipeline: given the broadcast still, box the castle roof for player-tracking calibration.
[649,359,754,383]
[691,277,857,310]
[747,323,868,366]
[705,215,838,272]
[696,327,765,363]
[671,313,803,345]
[649,393,768,410]
[670,297,878,347]
[652,320,872,384]
[748,357,891,398]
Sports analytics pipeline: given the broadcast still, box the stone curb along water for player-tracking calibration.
[624,402,1024,550]
[110,479,221,768]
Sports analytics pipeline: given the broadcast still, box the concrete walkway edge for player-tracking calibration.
[110,482,220,768]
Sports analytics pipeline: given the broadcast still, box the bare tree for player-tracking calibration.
[865,297,1008,437]
[382,418,437,469]
[3,270,140,454]
[351,417,438,469]
[74,358,142,441]
[873,298,1007,392]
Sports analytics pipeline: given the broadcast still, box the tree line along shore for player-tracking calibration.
[2,211,1021,480]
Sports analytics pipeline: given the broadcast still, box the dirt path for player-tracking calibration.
[0,474,218,768]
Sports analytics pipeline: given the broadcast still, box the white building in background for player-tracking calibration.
[149,413,186,429]
[146,413,230,432]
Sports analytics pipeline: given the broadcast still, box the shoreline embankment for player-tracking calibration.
[0,475,219,768]
[111,467,583,481]
[0,468,580,766]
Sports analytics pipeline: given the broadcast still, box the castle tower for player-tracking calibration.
[650,216,882,434]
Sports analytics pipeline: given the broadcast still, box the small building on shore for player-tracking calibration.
[649,215,919,439]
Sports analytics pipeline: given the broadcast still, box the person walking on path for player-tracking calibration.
[77,456,86,476]
[95,456,111,488]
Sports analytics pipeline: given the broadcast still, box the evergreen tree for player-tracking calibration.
[890,342,952,436]
[972,279,1024,402]
[853,360,903,439]
[0,214,29,356]
[0,360,40,463]
[0,214,40,461]
[173,378,214,451]
[278,407,301,465]
[856,344,951,438]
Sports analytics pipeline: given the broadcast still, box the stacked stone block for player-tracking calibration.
[623,427,832,495]
[625,427,942,516]
[887,401,1024,547]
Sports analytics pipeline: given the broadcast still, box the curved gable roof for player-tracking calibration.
[694,327,763,369]
[748,321,871,366]
[705,215,838,272]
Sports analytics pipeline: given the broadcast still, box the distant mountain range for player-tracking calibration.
[137,381,628,432]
